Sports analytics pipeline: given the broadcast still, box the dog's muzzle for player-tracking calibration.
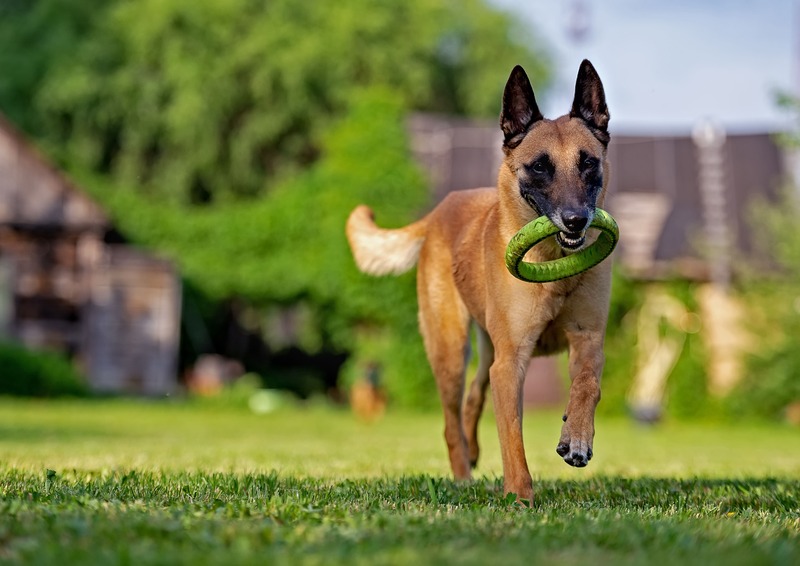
[554,209,593,251]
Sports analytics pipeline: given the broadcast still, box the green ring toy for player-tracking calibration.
[505,208,619,283]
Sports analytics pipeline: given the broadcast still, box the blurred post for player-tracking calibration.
[0,258,11,338]
[350,362,387,422]
[693,120,747,397]
[693,120,731,289]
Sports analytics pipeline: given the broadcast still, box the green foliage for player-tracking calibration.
[74,89,436,406]
[597,269,642,415]
[0,0,552,407]
[774,91,800,149]
[0,0,111,134]
[728,289,800,419]
[656,280,710,420]
[23,0,550,203]
[727,189,800,420]
[600,273,709,419]
[0,342,88,397]
[0,0,553,407]
[724,95,800,420]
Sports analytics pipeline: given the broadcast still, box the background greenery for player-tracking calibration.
[0,0,551,407]
[599,274,710,420]
[0,342,88,398]
[725,187,800,420]
[0,0,797,419]
[2,0,551,203]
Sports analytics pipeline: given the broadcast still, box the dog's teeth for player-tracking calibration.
[556,231,586,250]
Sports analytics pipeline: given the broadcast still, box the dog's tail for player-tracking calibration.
[346,205,427,276]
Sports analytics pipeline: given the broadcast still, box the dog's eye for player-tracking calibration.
[581,155,598,170]
[530,161,547,174]
[525,155,553,176]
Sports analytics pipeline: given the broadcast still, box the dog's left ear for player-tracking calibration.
[570,60,610,145]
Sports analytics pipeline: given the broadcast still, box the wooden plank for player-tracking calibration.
[83,246,181,395]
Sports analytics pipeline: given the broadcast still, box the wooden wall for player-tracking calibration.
[0,114,181,395]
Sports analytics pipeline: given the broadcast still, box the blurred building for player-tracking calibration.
[409,114,787,279]
[408,114,788,406]
[0,114,181,395]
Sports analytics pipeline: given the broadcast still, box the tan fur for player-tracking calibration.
[347,63,613,504]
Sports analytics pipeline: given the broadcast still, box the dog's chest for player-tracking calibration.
[524,275,581,318]
[523,277,585,355]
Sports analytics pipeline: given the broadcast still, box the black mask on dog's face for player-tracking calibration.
[500,60,610,251]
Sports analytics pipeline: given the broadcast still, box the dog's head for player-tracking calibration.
[500,60,610,252]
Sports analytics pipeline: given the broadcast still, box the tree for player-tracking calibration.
[0,0,111,134]
[76,89,437,404]
[32,0,550,203]
[0,0,553,404]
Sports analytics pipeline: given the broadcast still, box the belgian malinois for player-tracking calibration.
[346,60,612,503]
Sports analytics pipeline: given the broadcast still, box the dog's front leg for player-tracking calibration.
[558,329,604,467]
[489,346,533,503]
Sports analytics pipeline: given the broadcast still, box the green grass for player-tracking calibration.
[1,397,799,564]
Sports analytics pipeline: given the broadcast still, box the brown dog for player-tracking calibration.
[346,60,612,503]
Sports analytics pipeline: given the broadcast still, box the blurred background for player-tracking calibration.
[0,0,798,424]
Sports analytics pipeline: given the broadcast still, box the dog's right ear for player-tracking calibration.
[500,65,543,149]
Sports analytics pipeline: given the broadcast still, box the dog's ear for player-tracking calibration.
[500,65,543,149]
[570,59,610,145]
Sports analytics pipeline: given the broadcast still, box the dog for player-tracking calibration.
[346,60,612,503]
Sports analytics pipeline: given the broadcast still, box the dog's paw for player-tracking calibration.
[467,435,480,469]
[556,441,592,467]
[468,450,479,470]
[556,419,594,468]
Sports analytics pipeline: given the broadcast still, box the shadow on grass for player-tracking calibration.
[1,470,798,565]
[2,469,797,514]
[0,424,130,443]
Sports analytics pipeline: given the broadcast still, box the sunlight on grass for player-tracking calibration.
[1,398,798,479]
[2,398,798,565]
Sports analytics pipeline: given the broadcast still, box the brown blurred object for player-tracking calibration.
[350,363,387,422]
[523,356,564,408]
[185,354,245,396]
[697,285,749,397]
[785,401,800,426]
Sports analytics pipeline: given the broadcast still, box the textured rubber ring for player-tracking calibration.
[505,208,619,283]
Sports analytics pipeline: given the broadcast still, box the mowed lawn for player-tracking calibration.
[1,397,799,565]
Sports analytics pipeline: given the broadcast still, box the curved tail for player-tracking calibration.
[346,205,427,276]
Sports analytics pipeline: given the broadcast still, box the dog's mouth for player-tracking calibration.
[556,231,587,251]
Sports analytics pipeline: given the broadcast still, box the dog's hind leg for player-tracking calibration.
[418,253,472,481]
[463,325,493,468]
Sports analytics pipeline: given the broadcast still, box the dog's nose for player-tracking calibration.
[561,210,588,233]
